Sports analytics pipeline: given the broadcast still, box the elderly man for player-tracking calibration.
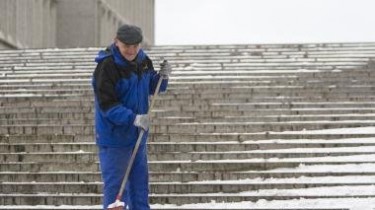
[92,24,171,210]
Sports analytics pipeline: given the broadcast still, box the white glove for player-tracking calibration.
[134,114,149,131]
[159,60,172,79]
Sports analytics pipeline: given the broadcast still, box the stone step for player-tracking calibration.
[0,72,373,82]
[0,75,369,92]
[0,118,93,126]
[0,95,363,104]
[0,78,370,91]
[2,132,374,144]
[0,92,89,99]
[0,98,92,108]
[169,70,374,78]
[1,87,374,99]
[0,112,91,122]
[0,88,92,95]
[0,51,369,61]
[0,171,101,182]
[2,69,373,80]
[0,55,368,64]
[0,78,90,86]
[154,121,375,133]
[148,185,375,205]
[0,70,373,81]
[152,46,375,53]
[148,149,375,161]
[0,134,91,143]
[1,148,374,162]
[0,57,359,64]
[1,77,374,91]
[151,115,375,124]
[3,96,375,110]
[168,76,373,83]
[148,132,375,142]
[2,154,375,172]
[2,120,375,135]
[0,50,362,59]
[148,139,375,151]
[0,83,92,90]
[168,77,374,86]
[3,108,375,123]
[0,70,370,79]
[153,108,375,119]
[4,114,375,126]
[0,188,373,205]
[2,165,375,182]
[3,100,375,111]
[0,124,93,135]
[0,95,85,103]
[3,175,375,194]
[0,142,96,153]
[0,152,98,162]
[161,92,375,101]
[149,167,375,182]
[178,69,371,75]
[165,87,375,96]
[1,139,375,153]
[148,155,375,172]
[2,70,92,77]
[2,90,374,101]
[3,102,375,115]
[155,193,374,206]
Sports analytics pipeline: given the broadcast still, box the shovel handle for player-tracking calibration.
[115,75,164,201]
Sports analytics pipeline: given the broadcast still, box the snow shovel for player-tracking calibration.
[107,59,167,210]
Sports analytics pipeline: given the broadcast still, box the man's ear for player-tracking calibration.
[114,38,119,47]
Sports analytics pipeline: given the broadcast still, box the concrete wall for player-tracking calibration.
[0,0,155,49]
[56,0,98,48]
[0,0,57,49]
[99,0,155,45]
[54,0,155,48]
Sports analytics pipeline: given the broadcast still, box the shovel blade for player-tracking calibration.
[107,199,125,210]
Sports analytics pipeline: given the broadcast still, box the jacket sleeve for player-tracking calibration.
[94,60,136,126]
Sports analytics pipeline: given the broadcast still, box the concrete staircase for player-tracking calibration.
[1,43,375,210]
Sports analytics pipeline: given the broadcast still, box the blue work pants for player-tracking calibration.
[99,144,150,210]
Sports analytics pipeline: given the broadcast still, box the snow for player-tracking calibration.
[186,175,375,185]
[275,126,375,134]
[189,154,375,163]
[152,198,375,209]
[269,163,375,173]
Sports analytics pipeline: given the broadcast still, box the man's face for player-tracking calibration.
[115,39,141,61]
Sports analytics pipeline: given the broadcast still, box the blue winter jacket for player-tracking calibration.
[92,45,168,147]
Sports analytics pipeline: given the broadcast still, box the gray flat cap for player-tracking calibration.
[116,24,143,44]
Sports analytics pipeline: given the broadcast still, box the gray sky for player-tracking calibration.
[155,0,375,45]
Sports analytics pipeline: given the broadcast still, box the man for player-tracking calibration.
[92,24,171,210]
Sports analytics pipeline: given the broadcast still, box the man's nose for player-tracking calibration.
[128,46,137,54]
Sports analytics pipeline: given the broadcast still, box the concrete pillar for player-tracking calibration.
[0,0,154,49]
[56,0,98,48]
[31,0,42,48]
[99,0,155,45]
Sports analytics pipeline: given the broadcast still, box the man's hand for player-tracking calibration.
[159,60,172,79]
[134,114,149,131]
